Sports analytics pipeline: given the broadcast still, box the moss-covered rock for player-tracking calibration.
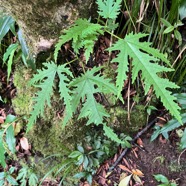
[12,65,34,116]
[108,104,147,134]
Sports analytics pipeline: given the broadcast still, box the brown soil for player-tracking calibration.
[93,132,186,186]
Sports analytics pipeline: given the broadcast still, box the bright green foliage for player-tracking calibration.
[68,67,117,126]
[154,174,177,186]
[108,32,182,124]
[16,167,39,186]
[96,0,122,19]
[0,114,17,168]
[6,125,16,154]
[0,167,18,186]
[0,16,15,42]
[3,43,19,80]
[27,62,73,131]
[54,19,103,62]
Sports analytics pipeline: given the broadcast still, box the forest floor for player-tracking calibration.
[0,34,186,186]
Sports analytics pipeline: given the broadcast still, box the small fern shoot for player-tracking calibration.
[27,62,73,131]
[96,0,122,19]
[108,32,182,123]
[54,19,103,62]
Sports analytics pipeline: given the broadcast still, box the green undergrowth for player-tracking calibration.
[0,0,185,185]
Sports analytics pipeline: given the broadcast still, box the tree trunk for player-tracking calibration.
[0,0,96,54]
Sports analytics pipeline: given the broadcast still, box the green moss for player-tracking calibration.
[108,104,147,134]
[12,65,34,116]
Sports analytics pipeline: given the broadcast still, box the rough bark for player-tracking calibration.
[0,0,96,54]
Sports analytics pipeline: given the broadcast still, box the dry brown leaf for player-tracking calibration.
[0,116,5,124]
[137,138,143,147]
[159,135,167,144]
[132,148,139,159]
[20,137,29,150]
[123,158,131,169]
[131,169,144,177]
[118,165,132,173]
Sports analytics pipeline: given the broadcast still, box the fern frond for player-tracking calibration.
[54,19,103,62]
[27,62,72,131]
[68,67,117,125]
[103,124,131,146]
[96,0,122,19]
[57,65,73,125]
[108,32,182,123]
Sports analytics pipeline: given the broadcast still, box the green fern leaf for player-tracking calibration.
[68,67,117,125]
[96,0,122,19]
[27,62,72,131]
[57,65,73,124]
[103,124,131,146]
[108,32,182,123]
[54,19,103,62]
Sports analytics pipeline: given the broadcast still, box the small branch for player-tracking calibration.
[108,112,166,172]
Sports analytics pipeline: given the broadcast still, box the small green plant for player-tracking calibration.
[16,167,39,186]
[0,166,18,186]
[151,93,186,149]
[154,174,177,186]
[0,15,34,81]
[44,132,119,185]
[161,18,183,46]
[0,114,17,168]
[27,0,182,147]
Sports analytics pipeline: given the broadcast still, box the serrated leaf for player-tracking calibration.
[96,0,122,19]
[3,43,19,80]
[16,167,27,181]
[108,32,181,124]
[54,19,103,62]
[6,125,16,154]
[69,67,117,126]
[103,124,130,145]
[0,16,15,42]
[27,62,72,131]
[6,175,18,185]
[28,173,38,186]
[57,64,73,126]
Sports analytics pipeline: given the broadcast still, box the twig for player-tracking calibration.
[108,112,166,172]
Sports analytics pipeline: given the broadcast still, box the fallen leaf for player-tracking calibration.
[137,138,143,147]
[131,169,144,177]
[0,116,5,124]
[133,174,143,184]
[118,165,132,173]
[20,137,29,150]
[119,174,132,186]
